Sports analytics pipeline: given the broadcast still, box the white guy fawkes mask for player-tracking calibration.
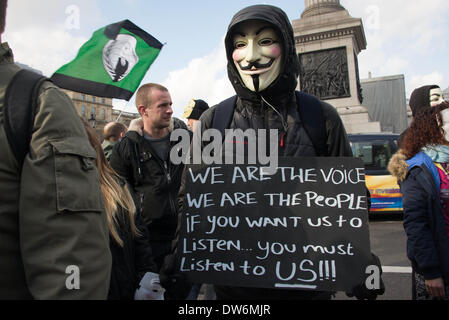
[232,20,283,92]
[441,108,449,142]
[430,87,445,107]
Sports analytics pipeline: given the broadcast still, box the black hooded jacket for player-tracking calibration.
[161,5,352,300]
[215,5,351,300]
[199,5,352,158]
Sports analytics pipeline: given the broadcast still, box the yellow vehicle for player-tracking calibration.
[349,133,402,214]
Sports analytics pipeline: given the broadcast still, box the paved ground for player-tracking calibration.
[334,215,412,300]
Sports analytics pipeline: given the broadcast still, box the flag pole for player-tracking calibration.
[116,110,123,122]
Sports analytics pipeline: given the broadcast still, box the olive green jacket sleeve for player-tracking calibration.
[19,82,112,299]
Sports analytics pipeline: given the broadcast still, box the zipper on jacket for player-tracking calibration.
[164,161,172,184]
[140,132,183,217]
[164,161,177,216]
[139,192,144,215]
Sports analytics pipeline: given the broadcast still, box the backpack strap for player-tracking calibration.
[211,95,237,139]
[4,69,48,168]
[296,91,328,156]
[211,92,328,156]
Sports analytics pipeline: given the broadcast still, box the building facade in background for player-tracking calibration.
[61,89,138,140]
[360,74,408,134]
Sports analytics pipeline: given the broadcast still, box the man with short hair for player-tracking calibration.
[102,122,127,161]
[0,0,111,299]
[110,83,190,274]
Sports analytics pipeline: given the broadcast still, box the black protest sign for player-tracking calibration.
[176,157,372,292]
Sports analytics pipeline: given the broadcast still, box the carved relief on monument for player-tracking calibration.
[299,47,350,100]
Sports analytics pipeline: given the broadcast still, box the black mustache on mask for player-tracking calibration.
[238,58,275,71]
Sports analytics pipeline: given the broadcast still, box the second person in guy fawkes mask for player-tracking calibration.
[389,101,449,300]
[399,85,446,147]
[161,5,383,300]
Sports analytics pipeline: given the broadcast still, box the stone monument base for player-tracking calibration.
[337,106,381,134]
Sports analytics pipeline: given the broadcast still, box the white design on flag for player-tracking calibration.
[103,34,139,82]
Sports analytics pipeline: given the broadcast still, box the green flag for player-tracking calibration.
[51,20,163,101]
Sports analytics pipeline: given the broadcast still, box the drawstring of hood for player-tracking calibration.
[261,95,288,148]
[260,96,288,132]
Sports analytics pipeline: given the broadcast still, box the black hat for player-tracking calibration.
[409,85,439,117]
[182,99,209,120]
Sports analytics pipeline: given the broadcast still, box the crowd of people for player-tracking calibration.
[0,0,448,301]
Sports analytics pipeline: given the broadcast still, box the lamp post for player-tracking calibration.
[88,114,96,128]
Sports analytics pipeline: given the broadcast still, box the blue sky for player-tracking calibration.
[4,0,449,117]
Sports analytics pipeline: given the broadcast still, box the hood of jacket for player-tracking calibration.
[409,85,439,117]
[388,150,408,182]
[388,150,440,189]
[125,117,187,142]
[224,5,300,107]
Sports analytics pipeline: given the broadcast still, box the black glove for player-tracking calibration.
[159,253,192,300]
[346,253,385,300]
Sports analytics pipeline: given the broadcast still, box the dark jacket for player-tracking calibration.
[108,205,158,300]
[161,5,352,300]
[110,118,190,242]
[389,151,449,281]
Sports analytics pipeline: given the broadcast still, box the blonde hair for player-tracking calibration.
[81,118,139,246]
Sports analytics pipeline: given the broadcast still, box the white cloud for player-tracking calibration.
[162,41,235,119]
[342,0,449,96]
[407,72,445,97]
[3,0,102,76]
[4,27,87,77]
[342,0,449,44]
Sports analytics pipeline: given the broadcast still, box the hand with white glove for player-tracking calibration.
[134,272,165,300]
[128,118,144,136]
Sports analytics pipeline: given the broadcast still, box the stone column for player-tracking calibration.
[292,0,381,133]
[303,0,346,18]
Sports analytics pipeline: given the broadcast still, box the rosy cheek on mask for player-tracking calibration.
[232,50,244,63]
[270,46,281,58]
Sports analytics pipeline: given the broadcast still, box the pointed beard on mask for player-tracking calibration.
[252,75,260,93]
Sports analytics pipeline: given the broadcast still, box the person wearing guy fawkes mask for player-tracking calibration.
[399,85,446,147]
[207,5,352,158]
[388,102,449,300]
[160,4,383,300]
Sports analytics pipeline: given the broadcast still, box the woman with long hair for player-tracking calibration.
[81,118,159,300]
[389,101,449,300]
